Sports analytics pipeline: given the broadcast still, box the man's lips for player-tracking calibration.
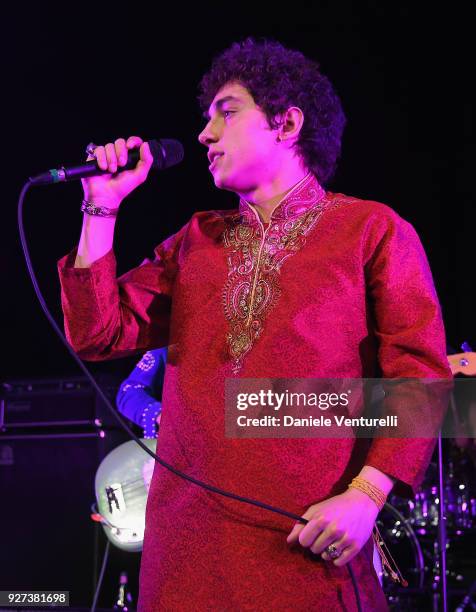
[209,153,224,170]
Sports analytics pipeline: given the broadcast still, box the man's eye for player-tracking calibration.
[223,110,234,118]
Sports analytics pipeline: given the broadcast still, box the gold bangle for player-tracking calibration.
[348,476,386,510]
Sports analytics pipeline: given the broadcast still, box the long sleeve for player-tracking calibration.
[362,209,452,497]
[116,347,167,433]
[57,222,189,361]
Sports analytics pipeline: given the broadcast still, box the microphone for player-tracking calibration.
[29,139,184,186]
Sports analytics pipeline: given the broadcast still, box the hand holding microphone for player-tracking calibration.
[82,136,154,210]
[52,135,184,268]
[29,135,184,211]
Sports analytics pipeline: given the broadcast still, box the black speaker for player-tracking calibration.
[0,431,123,608]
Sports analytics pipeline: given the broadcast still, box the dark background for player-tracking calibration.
[1,4,475,608]
[2,4,474,378]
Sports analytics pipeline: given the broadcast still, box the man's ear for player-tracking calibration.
[275,107,304,143]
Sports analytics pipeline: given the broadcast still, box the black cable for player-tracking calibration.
[18,180,363,612]
[90,539,110,612]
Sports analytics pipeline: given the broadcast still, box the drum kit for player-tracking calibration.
[377,438,476,610]
[372,348,476,610]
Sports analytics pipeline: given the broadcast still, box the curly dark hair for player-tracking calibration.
[198,38,346,186]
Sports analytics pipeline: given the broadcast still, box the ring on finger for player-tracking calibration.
[85,142,97,157]
[325,544,342,560]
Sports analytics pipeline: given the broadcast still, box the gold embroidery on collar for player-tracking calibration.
[222,176,330,374]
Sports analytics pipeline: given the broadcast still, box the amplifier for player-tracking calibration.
[0,377,136,608]
[0,376,121,432]
[0,429,128,607]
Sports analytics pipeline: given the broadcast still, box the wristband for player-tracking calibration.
[347,476,387,510]
[81,199,119,218]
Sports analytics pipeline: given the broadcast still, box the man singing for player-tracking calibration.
[58,38,451,610]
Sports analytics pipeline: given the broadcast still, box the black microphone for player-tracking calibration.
[29,139,184,186]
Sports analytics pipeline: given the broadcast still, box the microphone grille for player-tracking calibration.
[149,139,184,170]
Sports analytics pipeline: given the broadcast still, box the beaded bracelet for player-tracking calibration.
[347,476,386,511]
[81,199,119,218]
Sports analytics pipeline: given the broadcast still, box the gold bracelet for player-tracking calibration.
[348,476,386,510]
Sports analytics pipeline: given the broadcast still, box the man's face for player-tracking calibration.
[198,82,280,193]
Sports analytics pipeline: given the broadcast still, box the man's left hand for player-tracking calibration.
[286,488,379,566]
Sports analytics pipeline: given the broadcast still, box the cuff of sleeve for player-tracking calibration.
[57,247,117,278]
[141,402,162,439]
[57,247,119,359]
[364,437,437,499]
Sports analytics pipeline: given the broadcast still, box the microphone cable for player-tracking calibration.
[18,180,363,612]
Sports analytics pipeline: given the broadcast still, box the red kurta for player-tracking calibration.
[58,173,451,611]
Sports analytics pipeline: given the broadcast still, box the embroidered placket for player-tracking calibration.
[245,206,270,328]
[222,174,329,374]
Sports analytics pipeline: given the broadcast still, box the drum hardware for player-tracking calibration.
[378,434,476,611]
[113,571,134,610]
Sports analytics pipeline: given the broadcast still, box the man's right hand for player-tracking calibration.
[74,136,154,268]
[82,136,154,208]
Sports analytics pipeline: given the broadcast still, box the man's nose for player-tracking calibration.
[198,121,219,146]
